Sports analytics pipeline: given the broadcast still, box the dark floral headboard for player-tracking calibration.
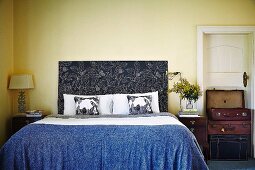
[58,61,168,114]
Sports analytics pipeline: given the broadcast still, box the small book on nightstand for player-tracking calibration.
[178,114,201,117]
[25,110,43,117]
[178,109,200,117]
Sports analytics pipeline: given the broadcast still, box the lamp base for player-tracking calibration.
[18,90,26,113]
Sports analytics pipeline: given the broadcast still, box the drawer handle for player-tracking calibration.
[190,120,195,125]
[190,128,195,133]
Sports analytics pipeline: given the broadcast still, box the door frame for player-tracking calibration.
[197,26,255,157]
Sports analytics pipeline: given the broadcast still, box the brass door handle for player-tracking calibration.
[243,72,249,87]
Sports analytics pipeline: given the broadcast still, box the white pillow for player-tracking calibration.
[112,91,160,115]
[63,94,113,115]
[112,94,130,115]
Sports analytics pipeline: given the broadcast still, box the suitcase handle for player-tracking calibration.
[223,113,237,117]
[216,112,236,117]
[224,126,236,132]
[242,123,250,128]
[211,124,236,132]
[217,112,248,117]
[219,124,236,132]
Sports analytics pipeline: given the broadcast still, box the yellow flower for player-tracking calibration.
[169,78,202,102]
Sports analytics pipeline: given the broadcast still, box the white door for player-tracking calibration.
[204,34,251,108]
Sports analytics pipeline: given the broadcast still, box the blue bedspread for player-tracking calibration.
[0,119,208,170]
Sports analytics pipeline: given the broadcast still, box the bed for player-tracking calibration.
[0,61,208,170]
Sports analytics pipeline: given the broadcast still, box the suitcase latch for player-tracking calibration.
[221,128,225,132]
[242,112,247,117]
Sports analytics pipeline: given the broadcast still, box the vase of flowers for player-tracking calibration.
[169,78,202,110]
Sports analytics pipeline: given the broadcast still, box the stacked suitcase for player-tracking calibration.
[206,90,251,160]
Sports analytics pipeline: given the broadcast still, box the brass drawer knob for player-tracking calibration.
[190,120,195,125]
[190,128,195,133]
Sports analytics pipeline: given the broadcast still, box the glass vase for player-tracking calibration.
[180,99,197,111]
[186,99,194,109]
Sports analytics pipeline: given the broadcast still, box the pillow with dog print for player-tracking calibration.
[74,96,99,115]
[127,95,153,115]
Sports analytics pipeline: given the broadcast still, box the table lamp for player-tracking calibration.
[9,74,34,113]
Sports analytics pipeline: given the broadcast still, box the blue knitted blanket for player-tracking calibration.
[0,115,208,170]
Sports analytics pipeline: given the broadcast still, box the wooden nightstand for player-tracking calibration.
[178,116,208,160]
[12,114,46,134]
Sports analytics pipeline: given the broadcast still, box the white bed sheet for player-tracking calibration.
[34,116,185,126]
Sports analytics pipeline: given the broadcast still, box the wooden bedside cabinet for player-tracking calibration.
[12,114,46,134]
[178,116,208,160]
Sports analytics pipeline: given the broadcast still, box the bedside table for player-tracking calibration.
[12,114,46,134]
[178,116,208,160]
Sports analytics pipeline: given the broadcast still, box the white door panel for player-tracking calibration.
[207,46,243,73]
[205,34,249,91]
[206,73,243,89]
[206,34,248,48]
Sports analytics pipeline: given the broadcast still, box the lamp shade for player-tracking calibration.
[9,74,34,89]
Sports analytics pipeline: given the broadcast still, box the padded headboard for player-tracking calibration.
[58,61,168,114]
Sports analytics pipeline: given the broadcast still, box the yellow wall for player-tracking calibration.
[0,0,13,146]
[12,0,255,115]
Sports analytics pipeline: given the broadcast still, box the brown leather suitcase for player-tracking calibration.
[206,90,251,121]
[210,135,249,160]
[208,120,251,135]
[209,108,251,121]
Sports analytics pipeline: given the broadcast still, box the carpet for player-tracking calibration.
[207,159,255,170]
